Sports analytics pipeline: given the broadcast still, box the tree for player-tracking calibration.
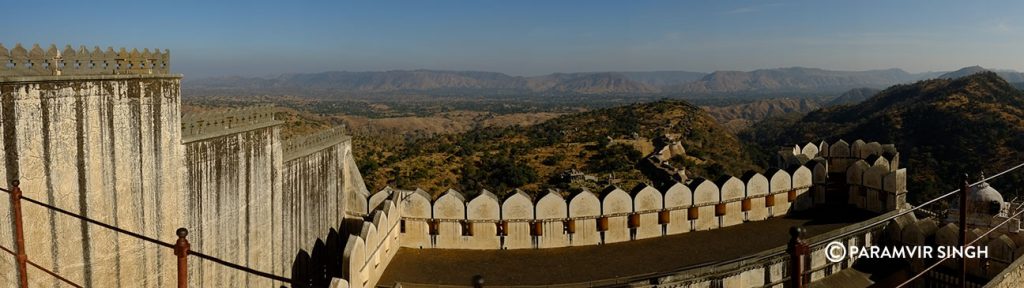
[588,143,642,173]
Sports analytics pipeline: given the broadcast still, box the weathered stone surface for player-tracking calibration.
[432,190,465,249]
[501,190,533,249]
[534,191,568,248]
[742,171,769,221]
[599,186,631,243]
[0,75,183,287]
[466,190,500,249]
[662,182,692,234]
[568,190,600,246]
[631,184,663,240]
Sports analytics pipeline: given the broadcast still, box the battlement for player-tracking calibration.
[180,105,284,143]
[282,126,351,162]
[0,43,170,77]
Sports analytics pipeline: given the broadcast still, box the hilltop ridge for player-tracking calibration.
[746,72,1024,201]
[184,67,994,98]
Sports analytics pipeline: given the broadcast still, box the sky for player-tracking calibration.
[2,0,1022,78]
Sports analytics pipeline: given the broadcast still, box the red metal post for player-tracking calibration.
[959,174,969,288]
[174,228,190,288]
[11,180,29,288]
[787,226,807,288]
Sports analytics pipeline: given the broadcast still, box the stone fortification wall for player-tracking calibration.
[1,43,170,77]
[782,139,908,213]
[634,210,899,288]
[279,127,369,279]
[2,43,373,288]
[988,252,1024,288]
[382,138,897,250]
[181,106,285,288]
[0,63,183,287]
[389,139,905,251]
[312,139,909,288]
[389,164,821,250]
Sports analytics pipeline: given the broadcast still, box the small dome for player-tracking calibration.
[972,183,1004,203]
[969,182,1005,215]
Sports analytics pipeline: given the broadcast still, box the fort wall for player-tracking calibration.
[280,127,368,279]
[181,106,283,288]
[0,70,183,287]
[383,139,903,252]
[2,43,370,287]
[314,139,909,288]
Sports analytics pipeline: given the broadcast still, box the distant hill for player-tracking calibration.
[547,72,659,94]
[672,67,921,94]
[703,98,822,132]
[187,70,664,95]
[618,71,708,87]
[745,72,1024,201]
[938,66,1024,83]
[826,88,881,106]
[185,67,958,98]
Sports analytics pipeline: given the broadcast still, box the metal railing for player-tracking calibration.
[0,180,292,288]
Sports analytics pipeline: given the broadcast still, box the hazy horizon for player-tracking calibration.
[3,1,1023,78]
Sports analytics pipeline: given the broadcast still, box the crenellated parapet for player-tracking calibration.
[0,43,170,77]
[779,139,907,213]
[382,164,826,250]
[294,139,912,288]
[779,139,899,173]
[180,105,283,143]
[282,126,351,162]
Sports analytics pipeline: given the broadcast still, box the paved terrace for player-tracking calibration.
[379,207,877,286]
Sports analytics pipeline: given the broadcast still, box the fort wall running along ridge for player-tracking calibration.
[314,139,910,288]
[1,43,369,288]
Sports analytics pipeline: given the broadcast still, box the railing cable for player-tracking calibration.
[0,244,84,288]
[1,187,292,283]
[809,161,1024,246]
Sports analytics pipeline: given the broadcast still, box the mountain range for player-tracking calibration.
[184,66,1024,97]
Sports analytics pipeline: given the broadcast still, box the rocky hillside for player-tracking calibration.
[826,88,881,106]
[360,100,760,196]
[746,72,1024,201]
[703,98,822,132]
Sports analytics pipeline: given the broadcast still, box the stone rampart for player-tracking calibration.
[0,71,183,287]
[307,139,908,287]
[181,105,283,143]
[377,139,906,253]
[280,128,369,280]
[182,115,282,288]
[0,43,170,77]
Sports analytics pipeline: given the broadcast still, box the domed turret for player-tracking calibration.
[969,177,1005,216]
[947,173,1009,227]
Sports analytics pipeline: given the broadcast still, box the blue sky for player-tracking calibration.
[2,1,1022,78]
